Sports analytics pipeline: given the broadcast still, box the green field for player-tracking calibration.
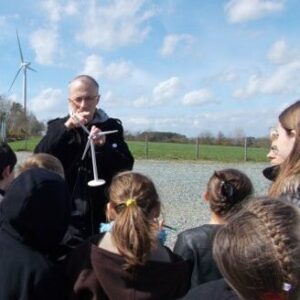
[128,141,268,162]
[9,137,268,162]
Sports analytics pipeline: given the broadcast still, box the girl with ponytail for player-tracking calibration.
[66,171,190,300]
[174,168,253,288]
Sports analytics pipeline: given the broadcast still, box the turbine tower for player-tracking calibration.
[8,30,36,148]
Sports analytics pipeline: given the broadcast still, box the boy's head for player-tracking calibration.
[0,142,17,191]
[17,153,65,179]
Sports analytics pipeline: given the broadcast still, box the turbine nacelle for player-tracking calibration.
[21,62,30,67]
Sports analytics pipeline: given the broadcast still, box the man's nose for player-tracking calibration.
[79,98,88,107]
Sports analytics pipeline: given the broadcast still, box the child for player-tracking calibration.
[268,100,300,196]
[65,171,190,299]
[0,142,17,202]
[18,153,65,178]
[174,168,253,287]
[213,197,300,300]
[0,168,71,300]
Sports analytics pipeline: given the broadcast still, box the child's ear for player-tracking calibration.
[202,191,209,203]
[2,165,12,178]
[106,202,116,221]
[291,129,297,137]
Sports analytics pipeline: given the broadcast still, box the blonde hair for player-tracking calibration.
[269,100,300,197]
[213,197,300,300]
[108,171,160,270]
[206,169,253,220]
[18,153,65,179]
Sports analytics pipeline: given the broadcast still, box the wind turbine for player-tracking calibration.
[8,30,36,148]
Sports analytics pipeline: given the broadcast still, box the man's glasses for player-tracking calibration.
[68,95,99,104]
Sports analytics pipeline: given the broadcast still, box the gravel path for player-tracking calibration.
[16,152,270,248]
[133,159,270,247]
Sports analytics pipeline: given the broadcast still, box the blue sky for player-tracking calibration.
[1,0,300,138]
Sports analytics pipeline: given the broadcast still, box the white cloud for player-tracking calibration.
[160,34,194,57]
[82,54,132,81]
[41,0,61,23]
[267,39,300,65]
[41,0,79,23]
[29,28,58,65]
[64,1,79,16]
[132,77,181,108]
[225,0,284,23]
[122,108,274,137]
[76,0,156,50]
[153,77,180,103]
[261,60,300,94]
[234,60,300,98]
[220,70,239,82]
[132,96,149,108]
[182,89,214,106]
[101,90,120,107]
[233,75,261,98]
[30,88,65,120]
[267,39,288,64]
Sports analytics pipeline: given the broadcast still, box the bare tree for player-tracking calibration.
[231,127,245,146]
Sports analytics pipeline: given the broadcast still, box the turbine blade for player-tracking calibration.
[8,67,22,92]
[27,66,37,72]
[16,30,24,63]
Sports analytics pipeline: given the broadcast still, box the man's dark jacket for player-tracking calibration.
[35,109,134,240]
[0,168,71,300]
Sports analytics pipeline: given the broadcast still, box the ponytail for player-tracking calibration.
[108,172,160,270]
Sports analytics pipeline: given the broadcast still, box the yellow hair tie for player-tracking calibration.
[126,198,136,207]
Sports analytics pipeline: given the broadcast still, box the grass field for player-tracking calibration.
[9,137,269,162]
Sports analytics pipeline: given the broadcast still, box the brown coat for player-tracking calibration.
[65,234,190,300]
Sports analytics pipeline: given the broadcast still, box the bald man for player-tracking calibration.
[35,75,134,242]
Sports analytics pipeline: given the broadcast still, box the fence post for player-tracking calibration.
[145,134,149,159]
[195,137,200,159]
[244,137,248,162]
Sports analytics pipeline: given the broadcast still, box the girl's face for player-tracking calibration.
[266,140,284,165]
[270,123,295,163]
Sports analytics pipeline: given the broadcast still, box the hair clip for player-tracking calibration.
[220,181,235,198]
[126,198,136,207]
[282,282,292,292]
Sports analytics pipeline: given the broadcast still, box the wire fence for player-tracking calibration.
[128,137,268,162]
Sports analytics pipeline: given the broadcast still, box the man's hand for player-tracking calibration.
[64,111,91,129]
[90,126,106,147]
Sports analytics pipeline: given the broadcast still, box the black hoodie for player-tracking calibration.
[0,168,71,300]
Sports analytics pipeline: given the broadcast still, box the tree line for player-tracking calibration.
[125,130,269,148]
[0,95,45,141]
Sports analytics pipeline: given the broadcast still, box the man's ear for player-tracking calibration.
[96,94,100,106]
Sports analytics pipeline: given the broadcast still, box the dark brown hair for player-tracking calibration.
[213,197,300,300]
[0,142,17,179]
[108,171,160,270]
[206,168,253,220]
[269,100,300,197]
